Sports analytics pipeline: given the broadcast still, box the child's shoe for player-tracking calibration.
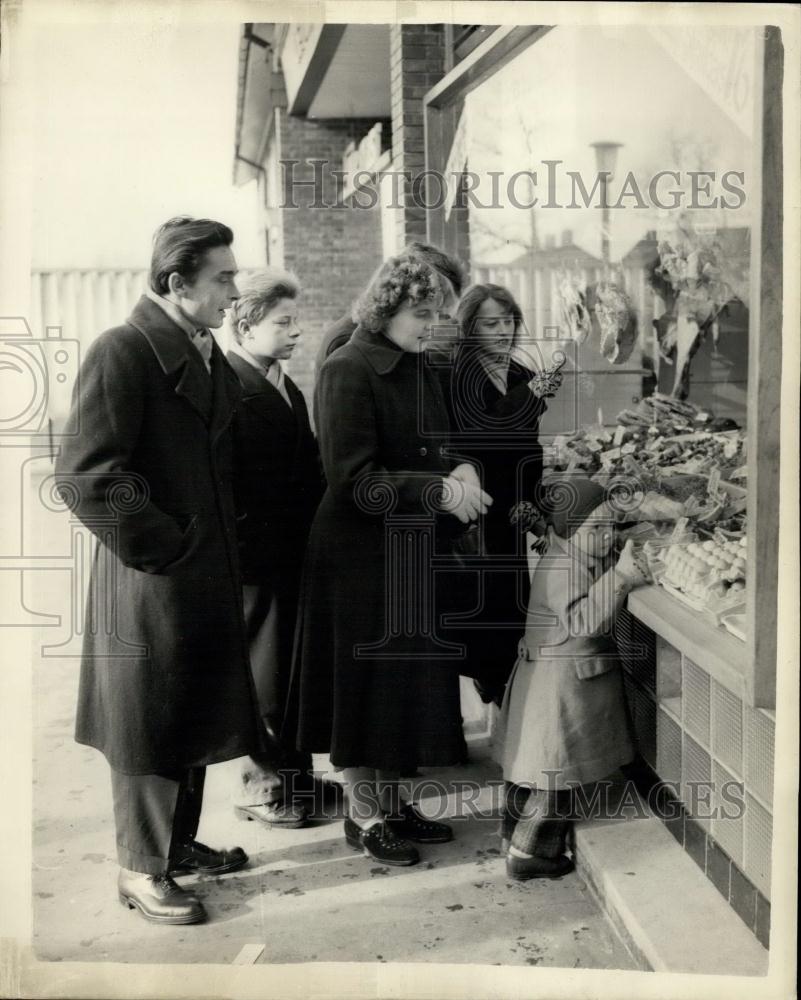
[505,852,574,880]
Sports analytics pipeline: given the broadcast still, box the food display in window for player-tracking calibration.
[659,536,746,595]
[648,220,746,399]
[549,393,745,488]
[543,389,748,636]
[592,280,638,365]
[557,270,592,343]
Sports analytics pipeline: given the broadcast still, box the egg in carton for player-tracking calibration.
[661,537,746,606]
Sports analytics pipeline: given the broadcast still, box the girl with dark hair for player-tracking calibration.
[443,283,563,705]
[287,254,492,867]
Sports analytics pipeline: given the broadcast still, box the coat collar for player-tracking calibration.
[128,294,197,374]
[350,326,407,375]
[226,348,272,393]
[226,348,296,410]
[127,295,240,435]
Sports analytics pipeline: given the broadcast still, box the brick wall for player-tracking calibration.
[271,26,459,410]
[389,24,446,247]
[277,112,382,412]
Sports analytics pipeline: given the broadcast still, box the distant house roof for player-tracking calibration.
[525,241,601,268]
[620,231,658,267]
[475,233,602,272]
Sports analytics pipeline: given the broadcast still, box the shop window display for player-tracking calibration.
[426,23,777,707]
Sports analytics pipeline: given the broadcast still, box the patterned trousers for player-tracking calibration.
[502,782,573,857]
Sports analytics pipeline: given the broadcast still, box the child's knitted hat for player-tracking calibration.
[540,476,612,539]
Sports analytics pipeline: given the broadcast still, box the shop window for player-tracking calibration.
[425,24,780,709]
[460,25,755,432]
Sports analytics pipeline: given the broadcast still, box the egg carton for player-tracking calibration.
[660,579,748,623]
[658,537,746,598]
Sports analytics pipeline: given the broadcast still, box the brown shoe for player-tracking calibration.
[118,869,206,925]
[234,802,307,829]
[170,839,248,876]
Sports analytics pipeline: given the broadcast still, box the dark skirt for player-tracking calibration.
[285,495,466,771]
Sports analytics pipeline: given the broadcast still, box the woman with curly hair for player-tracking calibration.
[441,283,563,706]
[286,252,491,867]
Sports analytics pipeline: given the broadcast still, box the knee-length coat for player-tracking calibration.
[286,327,467,771]
[439,350,547,691]
[496,530,634,788]
[55,296,267,775]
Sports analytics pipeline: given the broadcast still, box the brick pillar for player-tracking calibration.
[389,24,446,248]
[277,113,382,409]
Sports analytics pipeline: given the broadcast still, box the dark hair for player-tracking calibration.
[401,242,465,297]
[353,254,450,334]
[230,268,300,343]
[456,283,524,348]
[149,216,234,294]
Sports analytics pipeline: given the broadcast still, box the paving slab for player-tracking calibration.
[33,660,634,969]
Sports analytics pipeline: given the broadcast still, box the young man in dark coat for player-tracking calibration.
[225,270,323,829]
[55,217,267,926]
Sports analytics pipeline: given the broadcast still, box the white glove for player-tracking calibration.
[440,473,493,524]
[449,462,482,489]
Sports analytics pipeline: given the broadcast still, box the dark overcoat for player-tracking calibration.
[226,351,322,589]
[226,350,323,735]
[55,296,267,775]
[286,327,466,771]
[439,351,547,692]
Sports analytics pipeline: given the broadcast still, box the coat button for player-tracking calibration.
[419,446,427,456]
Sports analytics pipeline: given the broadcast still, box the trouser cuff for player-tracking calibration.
[117,845,170,876]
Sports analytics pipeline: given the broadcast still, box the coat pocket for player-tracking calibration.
[158,514,199,574]
[572,655,619,681]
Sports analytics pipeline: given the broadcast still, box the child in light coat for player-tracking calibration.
[496,476,649,880]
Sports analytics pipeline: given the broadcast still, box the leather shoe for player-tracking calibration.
[118,869,206,925]
[344,817,419,866]
[234,802,307,829]
[505,852,575,881]
[387,802,453,843]
[169,838,248,876]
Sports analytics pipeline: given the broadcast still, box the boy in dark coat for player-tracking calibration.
[55,217,266,925]
[226,270,323,829]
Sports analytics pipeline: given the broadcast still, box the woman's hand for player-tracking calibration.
[440,474,493,524]
[449,462,482,489]
[614,539,650,588]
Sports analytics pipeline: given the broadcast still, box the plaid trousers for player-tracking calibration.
[502,782,573,858]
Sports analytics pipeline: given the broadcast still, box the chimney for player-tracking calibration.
[544,234,556,250]
[561,229,573,246]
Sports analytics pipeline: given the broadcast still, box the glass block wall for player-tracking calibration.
[616,606,774,945]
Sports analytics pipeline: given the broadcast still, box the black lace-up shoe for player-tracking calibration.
[169,839,248,876]
[343,817,420,866]
[118,869,206,924]
[386,802,453,843]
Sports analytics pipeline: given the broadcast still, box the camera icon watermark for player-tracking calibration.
[0,316,80,438]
